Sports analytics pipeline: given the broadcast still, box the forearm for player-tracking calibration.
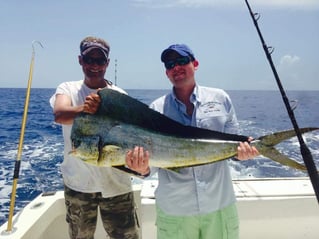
[53,105,84,125]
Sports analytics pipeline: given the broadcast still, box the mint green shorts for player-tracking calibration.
[156,203,239,239]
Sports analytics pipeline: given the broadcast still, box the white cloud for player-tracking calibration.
[280,55,301,67]
[131,0,319,10]
[278,55,303,89]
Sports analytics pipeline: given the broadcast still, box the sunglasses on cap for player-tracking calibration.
[164,56,192,70]
[82,55,108,66]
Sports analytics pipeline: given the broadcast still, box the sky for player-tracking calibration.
[0,0,318,90]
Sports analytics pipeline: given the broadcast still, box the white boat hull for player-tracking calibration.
[1,178,318,239]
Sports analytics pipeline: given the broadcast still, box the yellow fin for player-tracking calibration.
[99,145,123,166]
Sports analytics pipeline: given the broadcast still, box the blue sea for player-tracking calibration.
[0,88,318,225]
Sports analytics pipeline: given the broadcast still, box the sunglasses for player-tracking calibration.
[164,56,192,70]
[82,55,108,66]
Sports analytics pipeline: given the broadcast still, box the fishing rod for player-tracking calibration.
[244,0,319,204]
[6,41,43,232]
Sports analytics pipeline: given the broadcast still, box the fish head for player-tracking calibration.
[69,135,100,165]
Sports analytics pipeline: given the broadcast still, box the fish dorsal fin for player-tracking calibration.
[97,89,248,142]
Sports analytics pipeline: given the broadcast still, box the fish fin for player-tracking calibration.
[260,147,308,171]
[165,159,231,172]
[165,167,182,173]
[98,89,249,141]
[258,127,319,146]
[113,166,148,179]
[99,145,122,166]
[258,127,319,172]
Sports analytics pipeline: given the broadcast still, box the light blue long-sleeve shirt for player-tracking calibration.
[149,85,239,216]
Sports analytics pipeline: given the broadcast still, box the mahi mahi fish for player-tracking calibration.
[70,88,318,173]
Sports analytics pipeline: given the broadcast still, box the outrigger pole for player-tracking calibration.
[6,41,43,232]
[244,0,319,204]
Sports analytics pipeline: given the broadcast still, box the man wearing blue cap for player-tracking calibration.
[50,36,139,239]
[127,44,259,239]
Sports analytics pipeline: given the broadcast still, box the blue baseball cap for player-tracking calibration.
[161,44,195,62]
[80,36,110,58]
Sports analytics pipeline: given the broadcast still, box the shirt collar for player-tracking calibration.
[192,85,201,104]
[171,84,201,107]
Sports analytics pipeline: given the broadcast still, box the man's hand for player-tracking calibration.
[236,137,259,160]
[83,92,101,114]
[126,146,150,176]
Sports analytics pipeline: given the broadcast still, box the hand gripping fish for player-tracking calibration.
[70,89,318,173]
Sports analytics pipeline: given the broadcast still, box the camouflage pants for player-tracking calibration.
[64,185,139,239]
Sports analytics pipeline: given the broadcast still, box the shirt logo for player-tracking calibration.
[200,101,222,114]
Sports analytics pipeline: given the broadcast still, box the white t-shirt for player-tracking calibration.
[50,80,132,197]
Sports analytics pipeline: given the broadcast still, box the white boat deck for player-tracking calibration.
[1,177,318,239]
[141,177,319,239]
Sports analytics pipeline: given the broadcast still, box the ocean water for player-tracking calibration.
[0,88,318,225]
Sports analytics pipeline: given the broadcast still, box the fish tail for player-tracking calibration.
[257,127,319,171]
[258,127,318,146]
[259,147,308,171]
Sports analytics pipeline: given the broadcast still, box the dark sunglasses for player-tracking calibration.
[164,56,192,70]
[82,55,108,66]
